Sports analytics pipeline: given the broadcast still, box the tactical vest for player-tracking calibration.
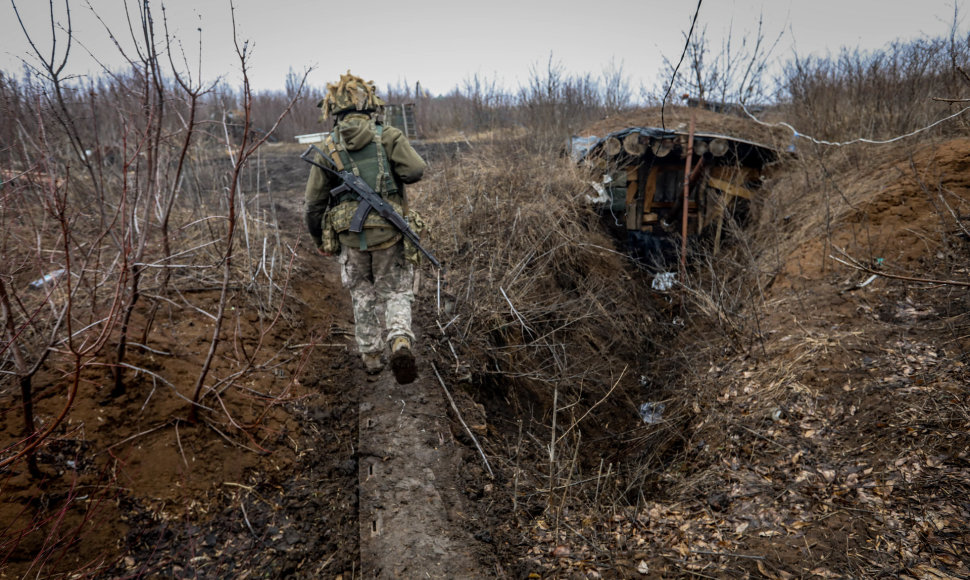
[324,121,404,250]
[327,122,399,201]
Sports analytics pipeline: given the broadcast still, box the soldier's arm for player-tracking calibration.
[304,159,332,248]
[383,126,427,184]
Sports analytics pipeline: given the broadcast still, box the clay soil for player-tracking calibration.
[2,128,970,579]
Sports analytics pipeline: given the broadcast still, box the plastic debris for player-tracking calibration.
[639,402,665,424]
[651,271,676,291]
[568,134,600,161]
[585,174,613,204]
[29,269,66,289]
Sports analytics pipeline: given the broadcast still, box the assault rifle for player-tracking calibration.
[301,144,440,269]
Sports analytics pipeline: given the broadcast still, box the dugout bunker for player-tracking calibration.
[575,125,785,267]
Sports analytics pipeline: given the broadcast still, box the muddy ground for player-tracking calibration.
[2,131,969,579]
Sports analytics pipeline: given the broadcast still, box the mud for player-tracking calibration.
[358,364,488,578]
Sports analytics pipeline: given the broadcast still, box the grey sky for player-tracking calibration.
[0,0,964,96]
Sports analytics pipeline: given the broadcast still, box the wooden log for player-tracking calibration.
[709,138,729,157]
[623,133,646,156]
[604,136,622,156]
[651,138,673,157]
[625,167,639,230]
[358,372,487,578]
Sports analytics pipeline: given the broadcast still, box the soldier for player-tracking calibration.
[304,72,427,384]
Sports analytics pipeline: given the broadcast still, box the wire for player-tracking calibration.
[740,102,970,147]
[661,0,704,131]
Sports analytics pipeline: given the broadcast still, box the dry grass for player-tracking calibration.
[421,135,653,385]
[416,134,672,521]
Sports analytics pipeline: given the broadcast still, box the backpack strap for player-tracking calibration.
[373,124,389,195]
[377,125,409,216]
[331,129,360,177]
[322,135,345,172]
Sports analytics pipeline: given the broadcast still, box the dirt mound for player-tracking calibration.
[648,136,970,578]
[771,136,970,290]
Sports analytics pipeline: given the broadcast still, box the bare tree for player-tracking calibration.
[659,13,783,105]
[0,0,310,473]
[601,58,633,114]
[186,4,308,423]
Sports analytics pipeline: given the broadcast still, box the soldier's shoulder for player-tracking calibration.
[380,124,407,142]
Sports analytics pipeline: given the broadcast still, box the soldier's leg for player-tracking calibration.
[371,243,416,383]
[371,243,415,343]
[339,248,384,357]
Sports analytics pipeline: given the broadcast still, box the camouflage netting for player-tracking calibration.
[318,71,385,120]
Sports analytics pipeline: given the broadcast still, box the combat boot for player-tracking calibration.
[361,351,384,375]
[389,336,417,384]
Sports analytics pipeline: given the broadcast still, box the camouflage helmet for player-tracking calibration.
[318,71,385,120]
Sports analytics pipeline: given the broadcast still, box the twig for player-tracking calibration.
[108,362,216,412]
[740,424,792,453]
[202,418,267,455]
[431,361,494,478]
[499,286,535,338]
[239,497,262,544]
[548,384,558,502]
[830,251,970,287]
[539,473,618,493]
[439,314,460,332]
[593,458,605,505]
[101,420,174,453]
[223,482,257,492]
[174,420,189,468]
[435,318,462,367]
[691,549,765,561]
[318,552,335,570]
[513,418,523,515]
[129,342,172,356]
[555,431,581,537]
[555,365,626,445]
[139,376,158,413]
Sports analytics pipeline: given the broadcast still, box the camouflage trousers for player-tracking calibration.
[338,242,415,355]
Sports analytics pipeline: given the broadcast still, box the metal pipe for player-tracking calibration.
[681,107,696,281]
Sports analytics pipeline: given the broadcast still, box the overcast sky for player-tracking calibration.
[0,0,964,97]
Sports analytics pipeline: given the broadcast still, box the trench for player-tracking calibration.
[356,351,489,578]
[268,146,493,574]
